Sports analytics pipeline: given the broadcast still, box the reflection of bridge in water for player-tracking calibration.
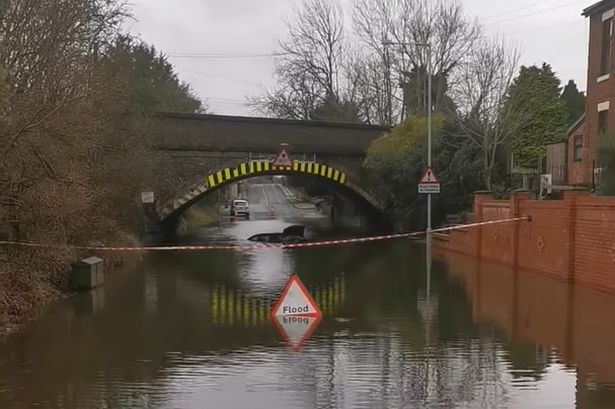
[210,275,345,326]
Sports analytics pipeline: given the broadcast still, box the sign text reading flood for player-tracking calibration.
[270,275,322,318]
[282,305,310,314]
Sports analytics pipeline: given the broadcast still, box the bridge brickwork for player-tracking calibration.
[158,149,366,196]
[158,159,375,222]
[147,113,390,226]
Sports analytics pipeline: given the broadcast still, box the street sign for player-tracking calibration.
[270,274,321,318]
[418,167,440,194]
[272,149,293,167]
[418,184,441,194]
[272,314,321,352]
[419,167,438,184]
[540,174,553,198]
[141,191,155,204]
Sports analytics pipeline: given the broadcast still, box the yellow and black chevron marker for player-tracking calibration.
[162,160,349,219]
[205,160,346,190]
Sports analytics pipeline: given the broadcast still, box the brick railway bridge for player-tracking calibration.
[143,112,390,234]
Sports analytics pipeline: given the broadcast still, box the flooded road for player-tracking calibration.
[1,186,615,408]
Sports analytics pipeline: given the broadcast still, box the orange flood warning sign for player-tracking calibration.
[270,274,322,352]
[270,274,321,318]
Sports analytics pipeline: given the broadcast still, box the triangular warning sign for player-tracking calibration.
[419,167,439,184]
[272,149,293,167]
[272,315,321,352]
[270,275,321,318]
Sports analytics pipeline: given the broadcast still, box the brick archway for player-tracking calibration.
[157,160,383,222]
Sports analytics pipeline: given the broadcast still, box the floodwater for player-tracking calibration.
[1,184,615,409]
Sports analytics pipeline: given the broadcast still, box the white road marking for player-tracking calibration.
[260,185,271,207]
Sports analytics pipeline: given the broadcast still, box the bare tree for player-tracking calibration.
[0,0,132,325]
[0,0,133,247]
[451,39,520,190]
[251,0,346,120]
[352,0,398,124]
[352,0,481,122]
[0,0,206,326]
[346,54,391,124]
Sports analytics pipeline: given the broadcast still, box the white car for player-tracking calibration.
[230,199,250,219]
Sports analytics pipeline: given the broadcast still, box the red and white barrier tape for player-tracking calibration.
[0,216,530,253]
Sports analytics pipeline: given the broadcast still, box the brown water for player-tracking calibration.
[1,213,615,408]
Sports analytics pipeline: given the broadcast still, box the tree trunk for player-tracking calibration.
[483,148,492,190]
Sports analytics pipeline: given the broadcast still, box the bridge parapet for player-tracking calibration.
[151,112,389,156]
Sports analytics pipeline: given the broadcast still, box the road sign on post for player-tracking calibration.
[418,167,440,194]
[272,149,293,167]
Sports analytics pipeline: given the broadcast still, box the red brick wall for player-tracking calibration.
[517,200,570,280]
[435,190,615,293]
[480,201,514,264]
[574,195,615,289]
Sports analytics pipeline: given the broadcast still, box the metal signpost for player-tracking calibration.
[419,165,439,304]
[382,38,434,240]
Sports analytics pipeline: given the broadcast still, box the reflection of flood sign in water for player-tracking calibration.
[270,275,321,318]
[272,315,321,352]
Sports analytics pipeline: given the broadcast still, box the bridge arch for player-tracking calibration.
[157,160,383,223]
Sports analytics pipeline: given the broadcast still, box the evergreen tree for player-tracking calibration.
[400,68,456,116]
[506,63,568,168]
[560,79,586,127]
[363,115,482,229]
[310,96,361,122]
[103,36,203,114]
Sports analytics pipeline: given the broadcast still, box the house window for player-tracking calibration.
[602,18,614,75]
[573,135,583,161]
[598,110,609,134]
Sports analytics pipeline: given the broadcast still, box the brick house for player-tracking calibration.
[550,0,615,186]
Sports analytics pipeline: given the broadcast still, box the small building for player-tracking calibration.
[567,114,588,185]
[545,139,567,185]
[549,1,615,186]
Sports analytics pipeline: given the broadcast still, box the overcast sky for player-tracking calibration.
[127,0,591,116]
